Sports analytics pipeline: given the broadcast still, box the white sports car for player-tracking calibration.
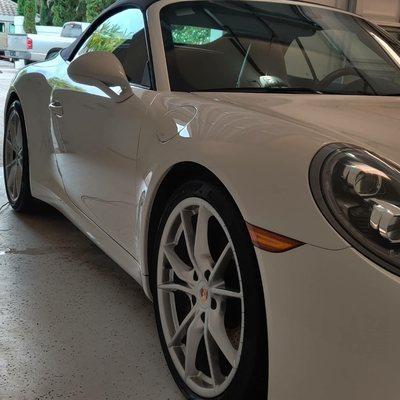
[3,1,400,399]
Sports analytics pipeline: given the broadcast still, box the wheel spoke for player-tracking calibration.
[8,113,19,151]
[13,166,19,198]
[6,138,16,153]
[15,164,22,186]
[7,165,17,194]
[12,163,22,200]
[164,244,194,285]
[158,282,194,296]
[209,243,233,285]
[5,159,17,170]
[180,209,199,272]
[168,306,197,348]
[194,206,213,271]
[210,287,242,299]
[15,123,23,151]
[8,112,16,134]
[204,316,222,387]
[7,137,20,153]
[208,308,237,368]
[184,312,204,379]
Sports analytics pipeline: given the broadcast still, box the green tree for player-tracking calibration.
[84,22,124,52]
[23,0,37,33]
[40,0,53,25]
[17,0,26,16]
[51,0,83,26]
[86,0,114,23]
[172,26,213,45]
[76,0,87,21]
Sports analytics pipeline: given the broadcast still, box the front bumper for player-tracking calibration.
[256,244,400,400]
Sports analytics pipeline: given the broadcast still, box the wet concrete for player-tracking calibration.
[0,65,182,399]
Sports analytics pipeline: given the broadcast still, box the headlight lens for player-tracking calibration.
[310,144,400,273]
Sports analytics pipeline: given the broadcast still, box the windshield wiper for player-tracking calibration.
[193,87,323,94]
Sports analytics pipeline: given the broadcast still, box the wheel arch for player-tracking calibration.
[142,161,246,299]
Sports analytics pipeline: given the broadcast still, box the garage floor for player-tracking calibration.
[0,64,182,400]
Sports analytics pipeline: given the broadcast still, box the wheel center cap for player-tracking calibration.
[199,287,208,304]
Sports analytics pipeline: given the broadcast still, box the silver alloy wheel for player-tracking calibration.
[4,110,23,203]
[157,197,244,398]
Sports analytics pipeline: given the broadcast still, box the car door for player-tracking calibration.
[50,7,154,256]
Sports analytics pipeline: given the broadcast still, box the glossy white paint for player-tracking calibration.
[5,1,400,399]
[67,51,134,103]
[257,244,400,400]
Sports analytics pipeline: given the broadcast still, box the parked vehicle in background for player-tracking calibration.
[5,22,89,62]
[0,21,14,57]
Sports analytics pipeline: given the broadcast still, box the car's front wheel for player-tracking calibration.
[152,180,268,400]
[3,100,37,212]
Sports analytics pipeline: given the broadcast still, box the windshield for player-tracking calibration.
[160,1,400,95]
[62,23,83,38]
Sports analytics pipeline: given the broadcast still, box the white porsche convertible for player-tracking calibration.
[3,1,400,399]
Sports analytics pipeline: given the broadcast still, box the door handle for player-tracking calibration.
[49,101,63,117]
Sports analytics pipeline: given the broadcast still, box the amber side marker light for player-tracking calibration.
[247,223,304,253]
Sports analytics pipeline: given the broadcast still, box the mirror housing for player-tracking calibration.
[68,51,133,103]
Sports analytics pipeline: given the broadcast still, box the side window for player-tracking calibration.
[0,23,5,34]
[75,8,150,87]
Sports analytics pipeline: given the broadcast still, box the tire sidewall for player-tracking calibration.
[151,180,268,400]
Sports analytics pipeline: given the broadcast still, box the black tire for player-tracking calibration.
[3,100,38,212]
[151,180,268,400]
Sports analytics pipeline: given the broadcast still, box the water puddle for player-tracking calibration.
[0,246,87,256]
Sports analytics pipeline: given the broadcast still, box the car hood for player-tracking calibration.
[195,92,400,163]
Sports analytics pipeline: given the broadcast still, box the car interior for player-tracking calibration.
[161,1,400,94]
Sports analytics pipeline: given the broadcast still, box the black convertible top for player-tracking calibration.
[61,0,159,60]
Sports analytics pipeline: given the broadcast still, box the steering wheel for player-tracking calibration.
[317,67,362,91]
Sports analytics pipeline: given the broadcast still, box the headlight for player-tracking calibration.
[310,143,400,275]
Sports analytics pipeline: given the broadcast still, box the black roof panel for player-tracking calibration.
[111,0,158,9]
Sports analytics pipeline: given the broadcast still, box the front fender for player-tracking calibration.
[137,92,350,296]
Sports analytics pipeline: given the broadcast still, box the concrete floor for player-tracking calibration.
[0,63,182,400]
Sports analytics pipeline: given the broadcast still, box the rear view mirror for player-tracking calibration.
[68,51,133,103]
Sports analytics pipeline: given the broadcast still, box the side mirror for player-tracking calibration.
[67,51,133,103]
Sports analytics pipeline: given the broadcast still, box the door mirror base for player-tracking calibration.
[68,51,133,103]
